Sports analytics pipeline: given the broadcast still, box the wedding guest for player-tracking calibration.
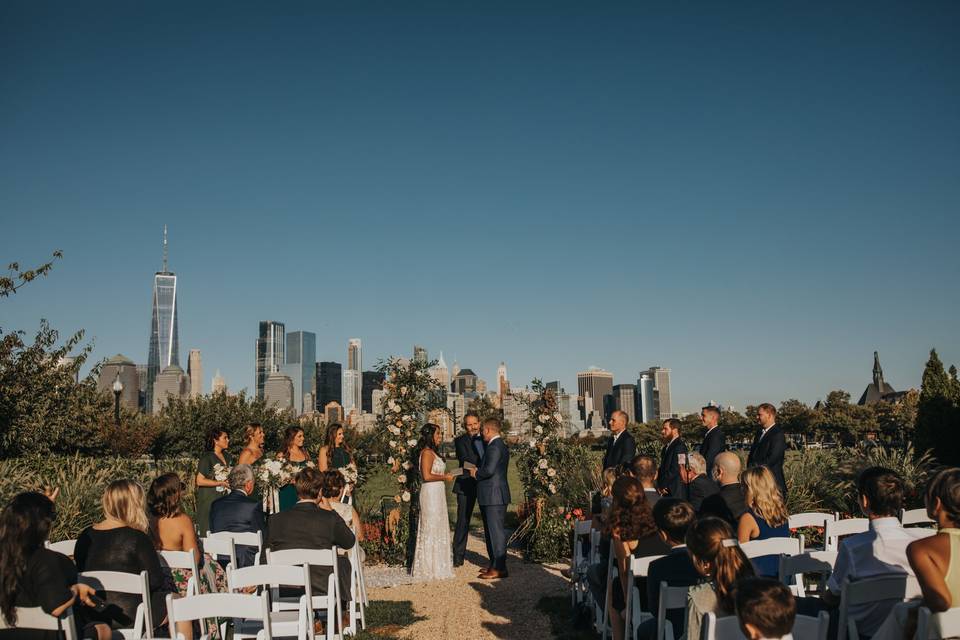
[320,471,365,564]
[0,491,110,640]
[195,427,231,536]
[656,419,687,498]
[603,410,636,471]
[747,404,787,498]
[592,468,619,528]
[276,426,310,512]
[685,517,756,640]
[630,456,661,508]
[453,412,484,567]
[738,466,790,577]
[74,480,176,637]
[735,578,797,640]
[638,499,700,640]
[586,467,620,605]
[209,464,267,568]
[822,467,931,637]
[147,473,225,594]
[908,467,960,612]
[699,451,747,527]
[699,405,726,478]
[265,467,355,602]
[681,452,719,511]
[237,423,265,466]
[606,477,670,640]
[318,423,353,473]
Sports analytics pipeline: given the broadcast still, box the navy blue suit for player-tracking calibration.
[452,432,484,564]
[209,489,266,568]
[476,436,510,571]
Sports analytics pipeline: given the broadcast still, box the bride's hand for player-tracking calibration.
[444,473,454,482]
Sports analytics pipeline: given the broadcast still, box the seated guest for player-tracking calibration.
[266,467,355,601]
[738,466,790,577]
[74,479,176,637]
[630,456,661,508]
[209,464,267,568]
[685,517,755,640]
[605,477,670,640]
[0,491,110,640]
[320,471,365,562]
[681,452,719,511]
[909,466,960,612]
[586,468,620,602]
[637,499,701,640]
[735,577,797,640]
[822,467,933,637]
[699,452,747,527]
[592,467,619,529]
[147,473,225,594]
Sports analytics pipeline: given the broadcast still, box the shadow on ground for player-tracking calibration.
[354,600,425,640]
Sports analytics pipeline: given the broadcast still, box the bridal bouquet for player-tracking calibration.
[339,462,359,485]
[213,463,231,493]
[256,459,315,491]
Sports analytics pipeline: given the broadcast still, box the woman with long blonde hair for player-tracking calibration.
[738,466,790,576]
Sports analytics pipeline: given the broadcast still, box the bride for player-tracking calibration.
[410,423,455,580]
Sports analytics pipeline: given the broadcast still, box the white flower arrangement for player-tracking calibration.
[548,483,557,494]
[397,473,407,484]
[547,468,557,477]
[338,462,359,485]
[406,438,417,447]
[401,491,411,502]
[387,456,395,465]
[538,458,548,469]
[534,425,543,434]
[402,461,412,470]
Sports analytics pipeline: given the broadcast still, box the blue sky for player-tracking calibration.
[2,1,958,412]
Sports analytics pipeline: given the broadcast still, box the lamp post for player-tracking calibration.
[112,372,123,426]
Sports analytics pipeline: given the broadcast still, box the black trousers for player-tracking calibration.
[453,490,477,563]
[481,504,508,571]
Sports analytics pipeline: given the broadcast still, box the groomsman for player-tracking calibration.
[656,418,687,498]
[747,403,788,497]
[698,405,726,479]
[602,410,636,471]
[452,412,484,567]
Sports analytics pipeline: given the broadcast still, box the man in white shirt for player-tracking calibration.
[824,467,934,636]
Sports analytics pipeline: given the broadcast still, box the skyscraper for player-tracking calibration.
[413,345,428,365]
[283,331,316,415]
[640,366,673,419]
[348,339,362,371]
[98,354,140,410]
[577,367,614,424]
[145,225,180,413]
[637,374,655,422]
[362,370,385,413]
[263,371,294,411]
[255,321,285,399]
[212,369,227,394]
[430,351,450,389]
[612,383,638,424]
[153,364,188,413]
[343,339,362,412]
[497,362,509,398]
[315,361,342,410]
[187,349,203,398]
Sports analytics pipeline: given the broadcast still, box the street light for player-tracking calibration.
[112,372,124,426]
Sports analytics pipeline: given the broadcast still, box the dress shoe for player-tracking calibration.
[453,559,464,567]
[480,569,508,579]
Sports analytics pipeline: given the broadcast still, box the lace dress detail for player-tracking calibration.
[410,452,454,581]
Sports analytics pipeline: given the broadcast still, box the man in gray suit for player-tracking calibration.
[469,416,511,579]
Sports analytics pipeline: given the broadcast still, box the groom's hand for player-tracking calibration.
[468,468,477,477]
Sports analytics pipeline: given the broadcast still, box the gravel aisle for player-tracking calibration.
[365,531,569,639]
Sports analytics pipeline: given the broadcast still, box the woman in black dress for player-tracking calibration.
[0,491,109,640]
[195,428,231,536]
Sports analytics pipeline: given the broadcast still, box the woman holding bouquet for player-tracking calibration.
[318,423,353,471]
[277,426,310,512]
[195,428,231,536]
[237,423,265,506]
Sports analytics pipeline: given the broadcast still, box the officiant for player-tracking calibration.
[452,412,484,567]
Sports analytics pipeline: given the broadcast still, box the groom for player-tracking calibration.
[469,416,510,579]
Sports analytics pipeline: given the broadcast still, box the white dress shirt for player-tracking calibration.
[826,517,934,636]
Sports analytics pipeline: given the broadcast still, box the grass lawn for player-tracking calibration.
[355,457,524,529]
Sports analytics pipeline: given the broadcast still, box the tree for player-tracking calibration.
[778,399,817,440]
[1,252,63,298]
[874,389,919,442]
[466,395,502,429]
[915,349,960,465]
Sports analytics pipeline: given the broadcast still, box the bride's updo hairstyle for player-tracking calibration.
[417,423,441,454]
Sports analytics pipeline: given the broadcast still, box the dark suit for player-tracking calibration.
[476,437,510,572]
[452,432,484,564]
[643,488,661,509]
[640,547,702,640]
[699,482,747,528]
[686,474,720,511]
[602,430,636,471]
[265,501,355,598]
[656,438,688,499]
[209,489,266,568]
[698,427,726,478]
[747,424,788,496]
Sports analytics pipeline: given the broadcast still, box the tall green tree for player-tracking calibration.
[915,349,960,464]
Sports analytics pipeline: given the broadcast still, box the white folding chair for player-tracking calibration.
[79,570,154,639]
[207,530,264,566]
[571,520,593,608]
[598,542,615,639]
[167,592,272,640]
[202,535,238,573]
[788,512,837,551]
[824,518,870,552]
[590,529,602,566]
[159,550,200,596]
[915,605,960,640]
[656,581,690,640]
[0,606,78,640]
[900,508,935,527]
[778,551,837,597]
[741,537,801,559]
[267,548,342,639]
[623,554,664,640]
[702,610,830,640]
[838,574,910,640]
[346,544,366,633]
[45,538,77,556]
[227,563,314,640]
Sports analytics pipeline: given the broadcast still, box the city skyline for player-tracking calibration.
[2,3,958,411]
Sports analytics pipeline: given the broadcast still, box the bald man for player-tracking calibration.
[602,410,636,471]
[697,451,747,526]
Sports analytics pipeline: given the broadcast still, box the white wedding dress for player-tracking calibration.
[410,452,454,580]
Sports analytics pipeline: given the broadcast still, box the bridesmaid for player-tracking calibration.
[318,423,354,472]
[195,427,231,536]
[276,426,309,512]
[237,423,265,508]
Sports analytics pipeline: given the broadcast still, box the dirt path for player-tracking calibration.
[366,531,570,639]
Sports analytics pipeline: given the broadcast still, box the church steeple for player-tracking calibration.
[873,351,884,388]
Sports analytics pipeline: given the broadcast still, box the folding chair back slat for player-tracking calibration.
[915,605,960,640]
[201,536,237,572]
[788,512,836,530]
[166,592,272,640]
[0,606,78,640]
[838,574,909,640]
[45,539,77,557]
[900,508,935,527]
[740,537,801,559]
[824,518,870,552]
[623,554,665,639]
[778,551,837,598]
[656,581,689,640]
[704,611,829,640]
[79,570,153,639]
